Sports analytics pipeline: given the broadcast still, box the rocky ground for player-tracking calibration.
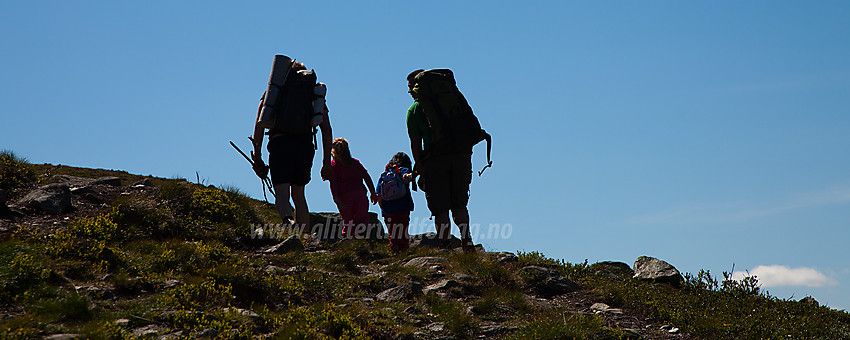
[1,171,692,339]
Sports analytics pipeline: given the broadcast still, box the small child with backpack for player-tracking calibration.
[329,138,379,239]
[376,152,415,253]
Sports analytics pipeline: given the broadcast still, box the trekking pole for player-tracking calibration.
[230,140,276,202]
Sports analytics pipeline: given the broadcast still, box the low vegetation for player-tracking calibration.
[1,154,849,339]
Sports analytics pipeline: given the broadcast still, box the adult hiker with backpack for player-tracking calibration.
[252,55,334,229]
[405,69,491,250]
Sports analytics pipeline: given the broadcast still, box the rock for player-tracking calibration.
[800,296,819,307]
[633,256,683,286]
[451,273,475,281]
[223,307,260,318]
[194,328,218,338]
[424,322,445,333]
[92,176,122,186]
[133,178,155,187]
[541,276,581,296]
[263,265,285,274]
[594,261,634,282]
[424,279,461,294]
[52,175,94,188]
[115,318,130,327]
[376,282,423,302]
[133,324,163,337]
[264,235,304,253]
[494,251,518,263]
[158,329,190,339]
[77,286,115,300]
[162,279,183,290]
[43,334,80,340]
[480,323,518,336]
[404,257,447,269]
[622,328,642,339]
[590,302,624,315]
[16,183,71,214]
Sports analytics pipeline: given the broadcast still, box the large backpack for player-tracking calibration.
[412,69,492,174]
[257,55,324,137]
[379,166,407,201]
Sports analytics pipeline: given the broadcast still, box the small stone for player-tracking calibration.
[669,327,680,334]
[495,251,518,263]
[133,324,162,337]
[263,235,304,253]
[116,318,130,327]
[44,334,80,340]
[424,279,461,294]
[92,176,122,186]
[404,257,447,268]
[376,282,423,302]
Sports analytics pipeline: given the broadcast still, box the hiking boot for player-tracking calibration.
[461,239,475,252]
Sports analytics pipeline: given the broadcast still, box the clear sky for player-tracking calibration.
[2,1,849,310]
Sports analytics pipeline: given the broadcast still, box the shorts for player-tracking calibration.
[419,152,472,215]
[267,134,315,186]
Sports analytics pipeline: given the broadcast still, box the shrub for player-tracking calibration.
[0,150,37,192]
[158,279,235,310]
[0,249,49,302]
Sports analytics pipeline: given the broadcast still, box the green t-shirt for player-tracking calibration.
[406,101,433,151]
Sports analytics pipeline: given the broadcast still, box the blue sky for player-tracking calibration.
[2,2,849,310]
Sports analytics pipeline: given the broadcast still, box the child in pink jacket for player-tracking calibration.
[329,138,378,239]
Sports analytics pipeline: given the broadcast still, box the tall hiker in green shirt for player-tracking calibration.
[406,69,488,250]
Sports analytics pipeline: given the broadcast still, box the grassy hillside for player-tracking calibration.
[1,151,849,339]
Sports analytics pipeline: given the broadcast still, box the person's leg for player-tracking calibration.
[422,155,452,243]
[386,212,411,251]
[434,211,451,241]
[452,207,472,248]
[273,183,293,222]
[336,196,355,239]
[449,152,474,248]
[352,194,371,240]
[290,185,309,233]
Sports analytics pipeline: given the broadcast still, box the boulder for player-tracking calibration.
[264,235,304,253]
[633,256,683,286]
[92,176,121,186]
[376,282,423,302]
[404,257,447,269]
[132,178,155,187]
[16,183,71,214]
[424,279,461,294]
[52,175,94,188]
[594,261,634,281]
[541,276,581,296]
[493,251,518,263]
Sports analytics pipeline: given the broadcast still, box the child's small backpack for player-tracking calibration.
[379,166,407,201]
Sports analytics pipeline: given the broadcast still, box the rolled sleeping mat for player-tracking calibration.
[310,82,327,127]
[257,55,294,129]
